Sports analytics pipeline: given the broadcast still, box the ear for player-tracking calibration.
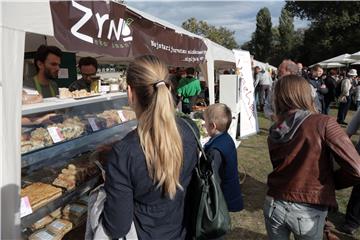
[127,85,133,105]
[36,60,44,71]
[127,85,136,107]
[210,122,217,131]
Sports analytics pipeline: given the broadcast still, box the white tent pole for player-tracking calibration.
[207,60,215,104]
[0,26,24,240]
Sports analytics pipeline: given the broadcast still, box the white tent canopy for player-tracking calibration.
[351,61,360,66]
[309,62,346,69]
[323,53,356,64]
[350,51,360,60]
[253,59,277,71]
[200,39,236,104]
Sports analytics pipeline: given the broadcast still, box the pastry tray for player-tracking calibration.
[73,94,101,100]
[21,176,101,228]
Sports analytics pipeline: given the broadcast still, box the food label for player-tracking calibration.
[88,118,99,131]
[20,196,33,218]
[50,220,65,230]
[34,230,55,240]
[117,110,127,122]
[70,204,86,214]
[47,127,64,143]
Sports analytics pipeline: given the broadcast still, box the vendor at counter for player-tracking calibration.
[24,45,62,98]
[69,57,98,92]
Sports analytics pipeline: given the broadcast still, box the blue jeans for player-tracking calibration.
[357,101,360,111]
[263,196,328,240]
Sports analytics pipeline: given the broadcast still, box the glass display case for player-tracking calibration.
[20,92,137,238]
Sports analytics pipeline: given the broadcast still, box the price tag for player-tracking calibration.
[50,220,65,230]
[47,127,64,143]
[88,118,99,131]
[117,110,127,122]
[20,196,33,218]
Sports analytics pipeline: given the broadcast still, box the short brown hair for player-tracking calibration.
[311,64,323,71]
[204,103,232,132]
[273,74,317,116]
[34,45,62,72]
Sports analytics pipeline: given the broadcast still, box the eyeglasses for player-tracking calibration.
[81,73,97,77]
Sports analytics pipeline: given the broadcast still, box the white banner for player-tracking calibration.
[233,50,259,137]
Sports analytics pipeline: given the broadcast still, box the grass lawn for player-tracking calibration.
[226,107,360,240]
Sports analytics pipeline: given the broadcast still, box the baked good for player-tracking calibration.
[71,89,91,98]
[20,183,62,210]
[62,203,87,225]
[46,219,72,236]
[28,229,62,240]
[22,90,43,105]
[121,109,136,121]
[68,164,76,171]
[97,110,122,127]
[52,178,75,191]
[49,208,62,219]
[30,128,53,146]
[31,215,53,231]
[58,88,72,99]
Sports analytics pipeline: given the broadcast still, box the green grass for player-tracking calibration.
[226,108,360,240]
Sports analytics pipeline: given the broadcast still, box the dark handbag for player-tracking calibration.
[182,118,231,239]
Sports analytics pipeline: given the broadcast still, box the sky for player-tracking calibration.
[126,1,310,45]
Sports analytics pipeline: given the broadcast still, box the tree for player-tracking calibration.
[241,33,255,54]
[278,8,294,57]
[285,1,360,65]
[254,7,273,62]
[182,18,239,49]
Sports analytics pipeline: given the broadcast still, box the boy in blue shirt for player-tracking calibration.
[203,103,244,212]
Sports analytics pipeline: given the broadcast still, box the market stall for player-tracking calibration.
[1,1,258,238]
[0,1,209,239]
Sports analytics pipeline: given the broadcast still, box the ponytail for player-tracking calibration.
[127,55,183,199]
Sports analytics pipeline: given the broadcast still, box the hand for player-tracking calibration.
[339,96,347,103]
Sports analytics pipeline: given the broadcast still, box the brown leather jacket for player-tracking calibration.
[267,114,360,208]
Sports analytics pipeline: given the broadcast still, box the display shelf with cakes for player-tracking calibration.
[20,95,137,239]
[22,91,128,115]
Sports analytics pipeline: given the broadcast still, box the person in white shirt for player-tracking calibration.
[337,69,358,125]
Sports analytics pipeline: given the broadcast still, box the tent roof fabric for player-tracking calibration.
[350,51,360,60]
[323,53,356,64]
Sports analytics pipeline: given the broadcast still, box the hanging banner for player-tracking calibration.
[233,49,259,137]
[50,1,207,66]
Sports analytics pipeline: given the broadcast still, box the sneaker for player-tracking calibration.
[337,223,357,235]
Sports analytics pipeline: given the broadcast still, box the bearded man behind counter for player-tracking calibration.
[24,45,62,98]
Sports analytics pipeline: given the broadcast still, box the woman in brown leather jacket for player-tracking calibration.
[264,74,360,240]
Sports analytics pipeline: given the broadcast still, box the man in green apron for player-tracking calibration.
[25,45,62,98]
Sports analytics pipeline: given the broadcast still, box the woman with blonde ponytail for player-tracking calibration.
[102,55,199,239]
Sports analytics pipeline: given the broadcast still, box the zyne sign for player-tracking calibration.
[70,0,133,44]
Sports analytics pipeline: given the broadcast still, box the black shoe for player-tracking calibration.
[337,121,348,125]
[337,223,357,235]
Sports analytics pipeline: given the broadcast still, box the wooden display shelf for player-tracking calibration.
[21,176,101,228]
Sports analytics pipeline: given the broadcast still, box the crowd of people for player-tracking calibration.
[255,61,360,125]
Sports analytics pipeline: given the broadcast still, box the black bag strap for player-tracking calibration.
[180,117,208,162]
